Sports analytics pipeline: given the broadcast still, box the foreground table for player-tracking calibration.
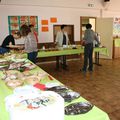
[0,61,110,120]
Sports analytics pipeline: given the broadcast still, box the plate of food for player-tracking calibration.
[2,70,24,81]
[0,59,9,65]
[59,91,80,102]
[6,80,24,89]
[0,65,9,70]
[65,102,93,115]
[46,85,68,92]
[8,62,24,70]
[22,63,37,70]
[24,76,40,85]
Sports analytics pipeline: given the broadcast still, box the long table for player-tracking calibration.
[38,46,108,58]
[114,38,120,47]
[0,61,110,120]
[37,46,109,67]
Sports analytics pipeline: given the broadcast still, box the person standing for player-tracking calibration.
[20,24,38,63]
[55,25,69,70]
[29,24,39,43]
[81,23,100,72]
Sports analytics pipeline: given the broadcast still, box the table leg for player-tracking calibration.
[63,56,66,67]
[94,52,102,66]
[56,56,60,70]
[62,55,68,70]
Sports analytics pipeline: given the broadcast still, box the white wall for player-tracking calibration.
[0,0,120,46]
[0,0,103,9]
[0,4,100,45]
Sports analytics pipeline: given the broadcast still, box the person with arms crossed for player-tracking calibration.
[55,25,69,70]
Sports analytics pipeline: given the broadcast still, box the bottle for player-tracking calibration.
[42,45,45,50]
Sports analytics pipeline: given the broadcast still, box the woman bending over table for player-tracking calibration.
[20,24,38,63]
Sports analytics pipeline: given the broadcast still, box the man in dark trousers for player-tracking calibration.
[81,23,100,73]
[0,31,21,54]
[55,25,69,70]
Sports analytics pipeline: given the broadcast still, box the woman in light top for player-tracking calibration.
[55,25,69,48]
[20,24,38,63]
[29,24,39,43]
[55,25,69,70]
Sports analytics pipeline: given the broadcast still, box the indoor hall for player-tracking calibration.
[0,0,120,120]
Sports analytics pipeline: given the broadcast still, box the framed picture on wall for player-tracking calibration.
[8,16,38,35]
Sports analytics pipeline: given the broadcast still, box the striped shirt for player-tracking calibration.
[83,29,99,44]
[24,32,38,53]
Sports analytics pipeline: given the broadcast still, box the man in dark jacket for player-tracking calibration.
[0,31,21,54]
[81,23,100,72]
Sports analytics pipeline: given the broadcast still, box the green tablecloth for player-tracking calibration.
[114,38,120,47]
[37,46,109,58]
[0,64,110,120]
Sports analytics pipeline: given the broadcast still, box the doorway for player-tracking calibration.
[80,16,96,40]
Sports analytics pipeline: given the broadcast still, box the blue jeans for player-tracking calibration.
[0,47,9,54]
[28,51,38,63]
[83,43,93,71]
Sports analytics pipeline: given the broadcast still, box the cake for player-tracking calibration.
[5,91,64,120]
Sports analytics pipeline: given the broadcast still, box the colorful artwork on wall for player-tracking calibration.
[8,16,38,35]
[113,17,120,36]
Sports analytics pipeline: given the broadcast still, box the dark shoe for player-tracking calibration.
[61,63,68,67]
[80,69,86,73]
[64,64,68,67]
[63,67,69,71]
[88,68,93,72]
[55,67,61,71]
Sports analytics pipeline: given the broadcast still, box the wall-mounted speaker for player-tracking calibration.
[103,0,110,10]
[104,0,110,2]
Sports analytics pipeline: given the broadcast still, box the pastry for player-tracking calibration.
[6,80,24,89]
[25,76,40,85]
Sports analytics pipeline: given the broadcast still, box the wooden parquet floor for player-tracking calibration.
[38,58,120,120]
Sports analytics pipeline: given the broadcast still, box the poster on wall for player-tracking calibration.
[50,17,57,23]
[41,26,49,32]
[8,16,38,35]
[41,20,48,25]
[113,17,120,36]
